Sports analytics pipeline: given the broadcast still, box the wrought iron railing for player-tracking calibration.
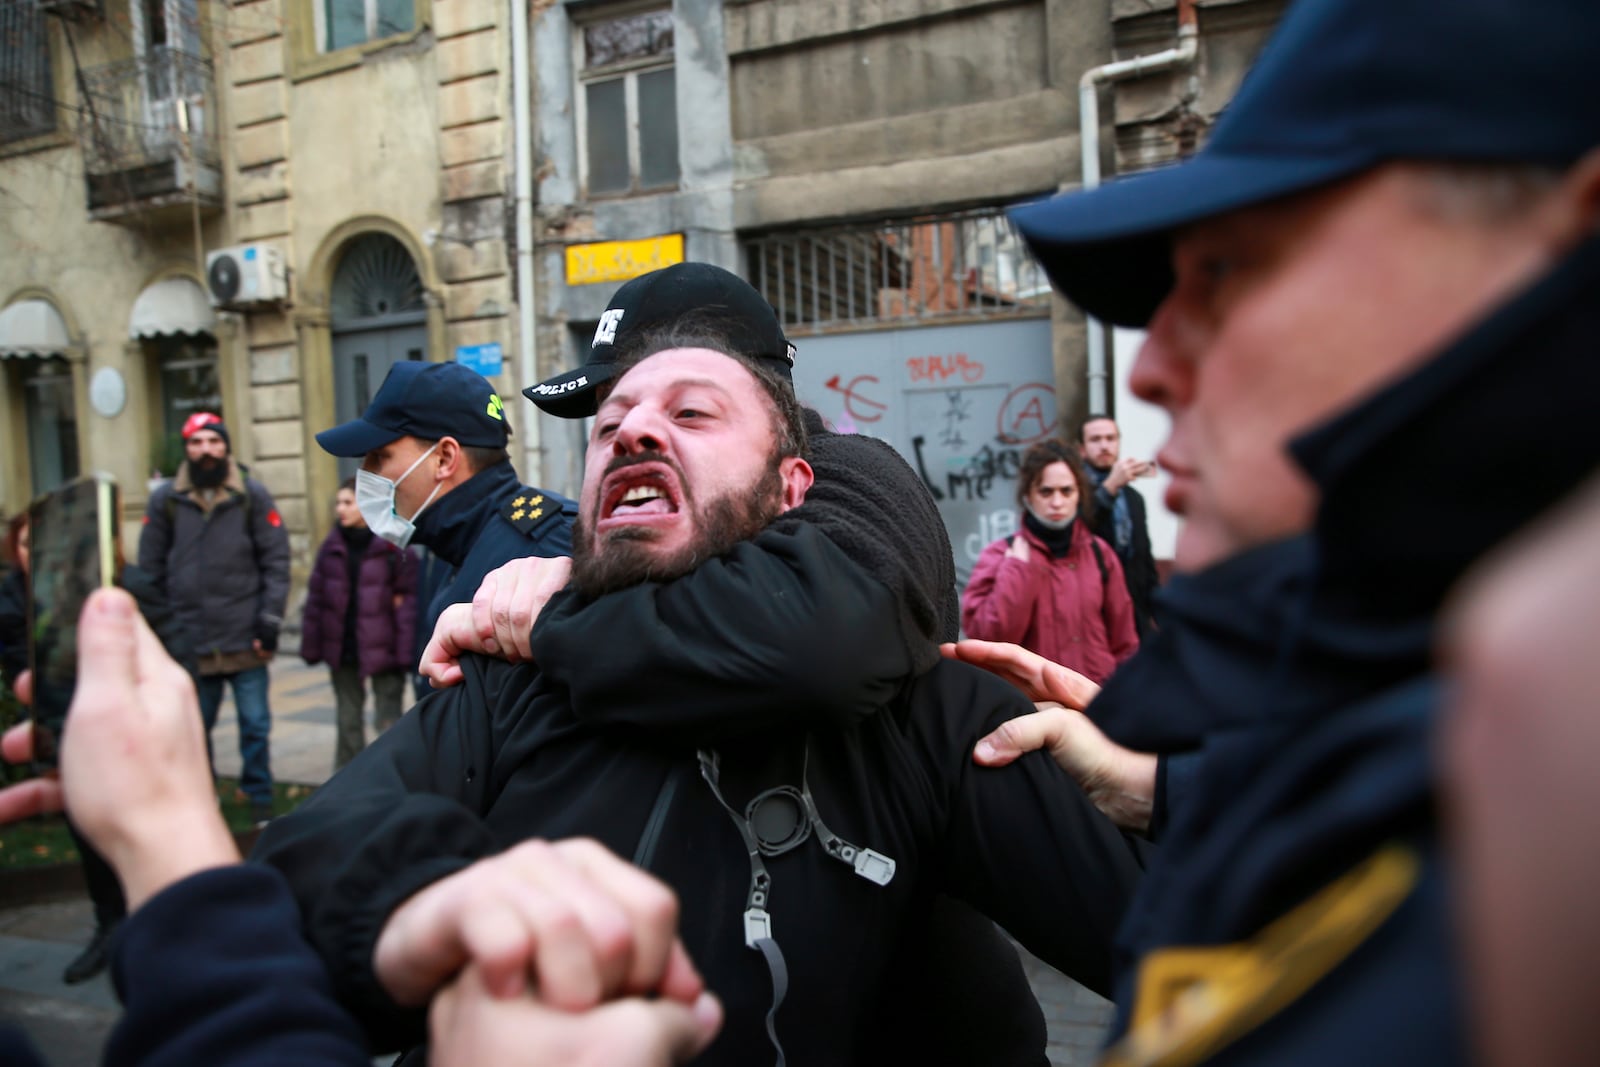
[78,46,217,177]
[744,207,1053,333]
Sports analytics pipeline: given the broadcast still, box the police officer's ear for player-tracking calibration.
[1542,147,1600,252]
[433,436,467,482]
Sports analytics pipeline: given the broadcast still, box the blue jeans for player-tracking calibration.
[197,665,273,805]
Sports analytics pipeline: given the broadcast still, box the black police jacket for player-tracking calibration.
[407,460,575,659]
[253,525,1148,1066]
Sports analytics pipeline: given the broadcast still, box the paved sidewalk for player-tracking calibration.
[210,653,352,788]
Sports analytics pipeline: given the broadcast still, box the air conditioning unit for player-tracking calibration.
[206,244,288,308]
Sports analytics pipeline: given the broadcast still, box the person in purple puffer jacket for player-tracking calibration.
[301,479,418,769]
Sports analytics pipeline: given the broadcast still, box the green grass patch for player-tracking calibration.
[0,778,315,870]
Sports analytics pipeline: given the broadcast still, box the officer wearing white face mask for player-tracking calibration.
[316,361,574,690]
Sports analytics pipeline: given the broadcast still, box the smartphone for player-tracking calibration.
[27,473,122,770]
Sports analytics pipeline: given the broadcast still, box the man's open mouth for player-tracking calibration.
[600,465,682,521]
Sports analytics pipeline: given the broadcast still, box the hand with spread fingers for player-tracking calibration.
[972,701,1157,833]
[373,837,706,1013]
[419,555,573,687]
[430,961,721,1067]
[941,638,1102,709]
[945,639,1157,832]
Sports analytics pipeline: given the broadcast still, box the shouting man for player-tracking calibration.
[256,278,1146,1066]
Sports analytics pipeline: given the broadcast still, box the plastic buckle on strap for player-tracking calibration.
[852,848,896,886]
[744,907,773,948]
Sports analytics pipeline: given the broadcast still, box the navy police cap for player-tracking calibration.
[1010,0,1600,329]
[316,361,510,457]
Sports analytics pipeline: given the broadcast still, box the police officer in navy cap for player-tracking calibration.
[947,0,1600,1062]
[316,361,574,687]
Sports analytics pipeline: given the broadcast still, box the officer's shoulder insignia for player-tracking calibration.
[1101,843,1420,1067]
[503,487,559,536]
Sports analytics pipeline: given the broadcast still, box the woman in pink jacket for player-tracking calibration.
[962,439,1138,684]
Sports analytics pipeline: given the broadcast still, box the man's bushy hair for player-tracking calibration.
[608,313,808,461]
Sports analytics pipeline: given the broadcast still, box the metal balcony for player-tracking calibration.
[77,47,221,222]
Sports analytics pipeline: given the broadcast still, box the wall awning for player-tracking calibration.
[129,277,215,339]
[0,299,73,359]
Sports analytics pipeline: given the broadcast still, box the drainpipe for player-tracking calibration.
[511,0,542,484]
[1078,0,1198,414]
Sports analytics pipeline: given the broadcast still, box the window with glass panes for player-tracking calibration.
[577,8,679,196]
[321,0,412,52]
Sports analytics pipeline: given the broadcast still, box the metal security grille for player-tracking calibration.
[0,0,56,144]
[743,207,1052,334]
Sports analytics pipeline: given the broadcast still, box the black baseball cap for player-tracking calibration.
[1010,0,1600,329]
[525,262,797,419]
[316,361,511,457]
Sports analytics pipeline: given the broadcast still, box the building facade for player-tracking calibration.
[2,0,1282,587]
[0,0,527,577]
[529,0,1283,584]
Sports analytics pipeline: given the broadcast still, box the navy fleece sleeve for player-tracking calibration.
[107,865,368,1066]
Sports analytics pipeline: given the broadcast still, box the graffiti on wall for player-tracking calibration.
[906,353,986,384]
[787,318,1057,592]
[904,377,1057,589]
[823,374,886,424]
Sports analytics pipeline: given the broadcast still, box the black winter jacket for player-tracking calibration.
[138,461,290,663]
[407,460,574,666]
[254,525,1147,1066]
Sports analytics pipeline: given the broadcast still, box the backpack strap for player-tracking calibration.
[1089,538,1110,587]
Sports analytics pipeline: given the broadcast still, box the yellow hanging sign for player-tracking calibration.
[565,233,686,287]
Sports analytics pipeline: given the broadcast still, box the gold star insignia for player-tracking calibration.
[529,508,543,520]
[527,495,544,508]
[511,509,526,521]
[512,495,527,508]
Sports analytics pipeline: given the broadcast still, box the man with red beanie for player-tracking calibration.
[139,411,290,825]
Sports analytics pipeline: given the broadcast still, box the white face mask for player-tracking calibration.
[356,443,442,549]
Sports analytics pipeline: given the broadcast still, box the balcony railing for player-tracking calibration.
[77,46,220,217]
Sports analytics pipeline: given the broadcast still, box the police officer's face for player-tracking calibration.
[576,348,812,594]
[361,436,440,520]
[1131,163,1571,573]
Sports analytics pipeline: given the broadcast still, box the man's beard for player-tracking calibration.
[190,454,228,489]
[571,454,786,599]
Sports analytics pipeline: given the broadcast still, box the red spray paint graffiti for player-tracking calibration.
[906,353,985,384]
[823,374,886,423]
[996,383,1056,444]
